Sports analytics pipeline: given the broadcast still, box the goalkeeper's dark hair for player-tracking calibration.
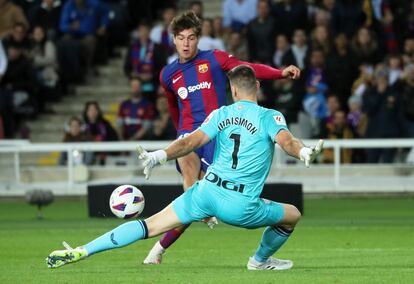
[170,10,202,36]
[227,65,257,94]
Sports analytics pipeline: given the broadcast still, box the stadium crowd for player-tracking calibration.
[0,0,414,164]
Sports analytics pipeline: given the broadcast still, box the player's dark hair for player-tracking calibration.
[170,10,202,36]
[227,65,257,94]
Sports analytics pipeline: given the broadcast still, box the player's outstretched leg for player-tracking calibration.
[143,224,190,264]
[247,204,301,271]
[143,152,199,265]
[46,204,183,268]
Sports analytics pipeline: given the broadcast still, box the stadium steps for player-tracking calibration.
[178,0,223,17]
[26,54,127,144]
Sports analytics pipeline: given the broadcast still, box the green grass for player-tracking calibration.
[0,197,413,284]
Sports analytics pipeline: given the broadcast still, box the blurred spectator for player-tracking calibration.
[124,21,167,97]
[330,0,365,37]
[399,64,414,138]
[326,33,357,108]
[226,31,248,61]
[273,34,290,67]
[152,92,175,140]
[83,101,119,164]
[0,40,13,137]
[31,0,62,40]
[11,0,40,21]
[378,2,399,55]
[321,109,354,163]
[270,77,304,125]
[1,41,37,118]
[302,49,328,137]
[150,6,176,56]
[351,63,374,99]
[83,100,118,141]
[347,95,367,138]
[189,1,203,19]
[29,25,59,109]
[117,77,155,140]
[0,0,29,39]
[402,37,414,66]
[60,0,109,75]
[362,65,403,163]
[247,0,275,64]
[59,116,94,165]
[222,0,257,33]
[320,94,341,137]
[272,0,308,38]
[199,18,225,51]
[312,8,331,29]
[351,27,382,66]
[2,22,31,53]
[212,16,225,42]
[386,54,403,87]
[310,25,331,55]
[282,29,309,70]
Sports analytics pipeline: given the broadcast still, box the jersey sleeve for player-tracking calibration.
[265,111,290,143]
[198,109,220,140]
[213,49,284,80]
[160,68,179,130]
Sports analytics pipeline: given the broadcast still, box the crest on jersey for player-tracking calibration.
[273,115,286,126]
[177,87,188,99]
[198,63,208,73]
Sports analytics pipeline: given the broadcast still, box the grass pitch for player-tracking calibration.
[0,197,413,284]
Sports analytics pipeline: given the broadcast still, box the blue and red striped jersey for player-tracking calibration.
[160,49,284,132]
[118,98,155,140]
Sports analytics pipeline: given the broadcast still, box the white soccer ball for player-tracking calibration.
[109,185,145,219]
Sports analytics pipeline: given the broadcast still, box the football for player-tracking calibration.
[109,185,145,219]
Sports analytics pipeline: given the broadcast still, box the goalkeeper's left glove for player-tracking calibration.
[299,139,324,167]
[137,145,167,179]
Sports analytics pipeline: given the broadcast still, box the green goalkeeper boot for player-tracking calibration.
[46,241,88,268]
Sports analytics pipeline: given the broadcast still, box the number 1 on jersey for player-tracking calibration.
[230,133,241,169]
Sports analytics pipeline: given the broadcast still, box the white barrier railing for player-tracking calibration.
[0,139,413,190]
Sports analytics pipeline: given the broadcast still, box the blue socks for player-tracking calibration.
[84,220,148,256]
[253,226,293,263]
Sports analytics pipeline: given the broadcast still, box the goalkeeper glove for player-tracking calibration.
[299,139,324,167]
[137,145,167,179]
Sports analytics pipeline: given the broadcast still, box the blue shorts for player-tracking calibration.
[175,130,216,174]
[172,180,285,229]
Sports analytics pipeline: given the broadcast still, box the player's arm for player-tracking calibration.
[137,110,220,179]
[137,130,210,179]
[276,130,305,159]
[275,130,324,167]
[214,49,300,80]
[165,130,210,160]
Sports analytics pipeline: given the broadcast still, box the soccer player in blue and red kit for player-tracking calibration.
[143,11,301,264]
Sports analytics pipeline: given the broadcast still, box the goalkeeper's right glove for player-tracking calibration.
[137,145,167,179]
[299,139,324,167]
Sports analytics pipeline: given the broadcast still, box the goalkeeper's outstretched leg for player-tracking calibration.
[46,204,184,269]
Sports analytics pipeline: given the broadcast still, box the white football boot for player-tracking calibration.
[247,256,293,270]
[142,241,165,265]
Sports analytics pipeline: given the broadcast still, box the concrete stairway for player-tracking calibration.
[27,55,129,143]
[179,0,223,17]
